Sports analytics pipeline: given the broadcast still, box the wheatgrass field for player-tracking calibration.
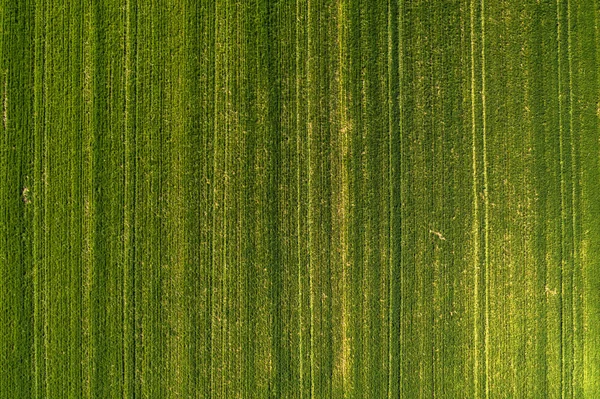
[1,0,600,397]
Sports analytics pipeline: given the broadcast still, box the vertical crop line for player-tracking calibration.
[469,0,480,396]
[306,0,315,397]
[589,3,600,395]
[210,2,219,394]
[2,68,6,133]
[32,1,47,396]
[222,4,230,395]
[123,0,136,396]
[428,4,436,395]
[82,2,94,396]
[73,2,83,396]
[337,0,348,395]
[566,0,576,394]
[397,1,404,395]
[556,0,566,397]
[158,5,166,394]
[42,1,50,396]
[295,0,303,397]
[122,2,128,394]
[480,0,490,397]
[387,0,394,395]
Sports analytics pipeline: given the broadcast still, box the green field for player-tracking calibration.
[1,0,600,397]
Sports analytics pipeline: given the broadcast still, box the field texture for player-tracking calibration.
[1,0,600,398]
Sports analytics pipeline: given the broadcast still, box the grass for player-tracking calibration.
[1,0,600,398]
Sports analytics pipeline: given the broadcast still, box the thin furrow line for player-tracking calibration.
[397,2,404,395]
[556,0,567,397]
[221,2,230,393]
[295,0,303,397]
[125,0,139,395]
[469,1,480,396]
[427,5,437,395]
[566,0,577,395]
[220,3,230,395]
[480,0,490,397]
[210,2,220,394]
[386,0,393,397]
[32,1,47,395]
[157,8,166,395]
[588,5,600,396]
[42,1,50,396]
[337,0,348,396]
[2,68,6,133]
[82,3,94,396]
[123,1,133,396]
[306,0,315,396]
[74,4,84,398]
[234,4,244,394]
